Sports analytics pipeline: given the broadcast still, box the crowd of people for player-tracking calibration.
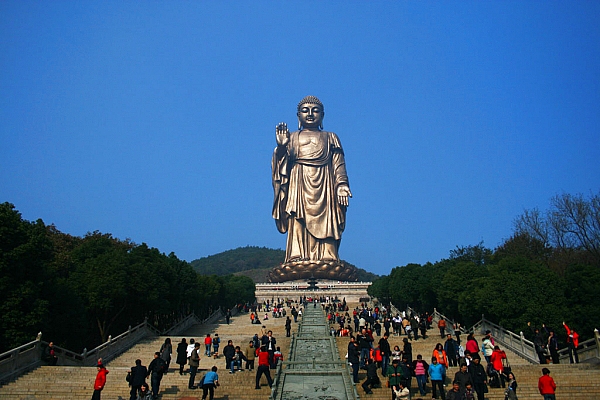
[39,297,568,400]
[340,304,561,400]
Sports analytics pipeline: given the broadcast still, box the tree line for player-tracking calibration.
[0,202,255,354]
[369,192,600,344]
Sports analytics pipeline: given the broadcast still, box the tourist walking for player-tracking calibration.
[204,334,212,356]
[176,338,188,375]
[212,334,220,358]
[386,359,404,400]
[201,365,220,400]
[261,330,277,368]
[255,346,273,389]
[547,330,560,364]
[91,360,109,400]
[468,356,487,400]
[285,316,292,337]
[413,354,429,396]
[482,334,494,364]
[245,341,256,370]
[159,338,172,373]
[43,342,59,366]
[128,359,147,400]
[379,334,391,376]
[188,342,200,389]
[538,367,557,400]
[563,322,580,363]
[465,334,480,360]
[490,346,507,388]
[348,337,360,384]
[147,351,167,398]
[429,357,446,400]
[446,381,462,400]
[505,372,518,400]
[361,358,380,395]
[438,318,447,338]
[136,383,152,400]
[392,382,410,399]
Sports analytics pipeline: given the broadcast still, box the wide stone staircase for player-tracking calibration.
[0,308,293,400]
[334,317,600,400]
[1,305,599,400]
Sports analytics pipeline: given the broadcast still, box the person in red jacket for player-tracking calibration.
[538,367,557,400]
[92,360,109,400]
[255,346,273,390]
[490,346,507,388]
[563,322,579,363]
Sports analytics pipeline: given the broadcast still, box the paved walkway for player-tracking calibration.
[271,304,357,400]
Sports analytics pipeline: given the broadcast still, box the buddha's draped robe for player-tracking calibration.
[272,130,350,263]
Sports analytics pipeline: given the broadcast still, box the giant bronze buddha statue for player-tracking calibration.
[268,96,358,283]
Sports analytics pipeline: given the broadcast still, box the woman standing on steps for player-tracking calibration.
[159,338,172,373]
[176,338,187,375]
[505,372,518,400]
[91,360,109,400]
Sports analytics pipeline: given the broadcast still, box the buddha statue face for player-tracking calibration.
[297,103,324,130]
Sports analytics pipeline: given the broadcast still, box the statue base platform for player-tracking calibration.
[267,260,358,283]
[255,279,371,304]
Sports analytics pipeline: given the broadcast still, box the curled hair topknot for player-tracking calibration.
[297,95,323,111]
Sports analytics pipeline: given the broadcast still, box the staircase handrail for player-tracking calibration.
[161,312,205,336]
[389,302,402,316]
[0,308,227,386]
[467,316,541,364]
[0,318,156,386]
[80,317,158,367]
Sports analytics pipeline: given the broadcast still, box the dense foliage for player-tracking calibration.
[190,246,379,282]
[0,203,255,354]
[369,192,600,344]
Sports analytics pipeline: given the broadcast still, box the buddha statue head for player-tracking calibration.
[297,95,324,131]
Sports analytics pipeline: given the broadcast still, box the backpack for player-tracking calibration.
[198,374,206,388]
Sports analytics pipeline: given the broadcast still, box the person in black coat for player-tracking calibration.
[147,352,167,399]
[261,330,277,368]
[129,359,147,400]
[468,356,487,400]
[176,338,188,375]
[347,337,360,384]
[453,363,473,397]
[361,358,380,394]
[222,340,235,371]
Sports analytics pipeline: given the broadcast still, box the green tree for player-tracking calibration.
[0,203,53,351]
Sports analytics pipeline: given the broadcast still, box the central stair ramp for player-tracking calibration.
[270,304,358,400]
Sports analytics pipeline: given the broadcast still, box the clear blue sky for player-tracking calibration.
[2,1,599,276]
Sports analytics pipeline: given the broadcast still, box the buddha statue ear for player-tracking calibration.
[319,121,323,130]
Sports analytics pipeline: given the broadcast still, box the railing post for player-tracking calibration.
[595,328,600,358]
[36,332,42,341]
[519,331,526,355]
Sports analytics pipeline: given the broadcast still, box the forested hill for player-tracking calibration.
[190,246,378,282]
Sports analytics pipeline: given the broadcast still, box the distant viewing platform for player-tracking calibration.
[255,280,371,303]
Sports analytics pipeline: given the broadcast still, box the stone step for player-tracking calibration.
[0,309,294,400]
